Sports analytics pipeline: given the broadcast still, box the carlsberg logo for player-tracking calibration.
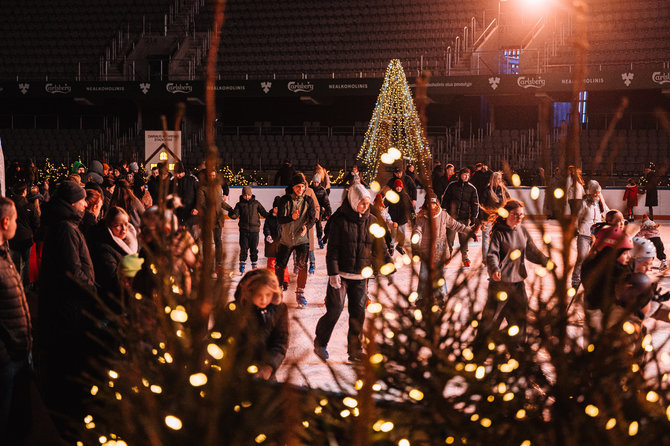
[517,76,546,89]
[166,83,193,94]
[652,72,670,85]
[287,81,314,93]
[45,83,72,94]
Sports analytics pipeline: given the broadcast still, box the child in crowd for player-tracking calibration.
[635,214,667,270]
[264,196,290,288]
[623,178,639,222]
[229,186,268,273]
[591,209,625,236]
[233,269,289,380]
[384,179,413,255]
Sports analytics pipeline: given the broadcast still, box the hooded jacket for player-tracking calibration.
[486,219,548,283]
[276,191,316,247]
[441,179,479,223]
[326,198,390,276]
[229,195,268,232]
[384,189,413,226]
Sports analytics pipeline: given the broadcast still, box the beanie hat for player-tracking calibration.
[313,173,321,184]
[129,162,139,173]
[393,179,403,189]
[290,174,306,188]
[586,180,601,195]
[71,161,86,174]
[242,186,252,196]
[56,181,86,204]
[348,183,370,211]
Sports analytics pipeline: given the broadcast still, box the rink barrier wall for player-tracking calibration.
[225,187,670,220]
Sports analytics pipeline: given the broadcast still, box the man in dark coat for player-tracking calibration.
[228,186,268,272]
[38,181,97,438]
[0,198,32,444]
[173,162,199,228]
[441,167,479,266]
[147,164,160,204]
[642,167,659,220]
[275,174,316,307]
[274,160,296,186]
[314,184,390,362]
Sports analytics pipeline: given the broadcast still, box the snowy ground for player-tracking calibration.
[221,220,670,392]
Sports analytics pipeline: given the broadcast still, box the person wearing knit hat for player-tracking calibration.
[228,185,268,273]
[393,179,403,190]
[275,173,317,307]
[314,181,391,362]
[55,180,87,207]
[310,174,331,249]
[572,179,609,289]
[440,167,479,267]
[386,165,417,207]
[129,162,139,173]
[384,176,413,255]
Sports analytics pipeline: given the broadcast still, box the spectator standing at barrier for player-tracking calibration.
[274,160,296,186]
[623,177,639,222]
[571,180,609,289]
[38,181,97,438]
[228,186,268,274]
[441,167,479,267]
[314,184,388,362]
[387,166,417,208]
[9,185,39,286]
[275,174,316,308]
[0,197,33,445]
[173,162,199,228]
[641,166,659,220]
[566,165,585,215]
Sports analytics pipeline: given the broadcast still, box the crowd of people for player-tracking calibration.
[0,156,668,444]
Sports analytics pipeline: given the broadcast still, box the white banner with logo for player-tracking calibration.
[144,131,182,171]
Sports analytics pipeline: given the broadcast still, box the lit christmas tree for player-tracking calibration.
[357,59,432,184]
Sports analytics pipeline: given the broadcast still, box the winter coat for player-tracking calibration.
[263,214,281,258]
[441,180,479,223]
[576,197,609,236]
[432,172,451,201]
[10,195,39,251]
[274,164,296,186]
[643,172,658,207]
[486,220,548,283]
[310,184,332,220]
[623,185,639,207]
[197,184,232,228]
[276,192,316,247]
[147,176,160,204]
[88,222,138,306]
[238,303,289,372]
[413,208,469,265]
[386,175,417,201]
[470,169,492,201]
[175,173,199,224]
[480,186,508,221]
[0,243,32,366]
[635,221,661,239]
[79,211,99,241]
[385,189,413,226]
[39,198,96,346]
[229,195,268,233]
[326,199,390,276]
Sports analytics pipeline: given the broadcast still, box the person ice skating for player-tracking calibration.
[386,165,417,208]
[310,173,332,249]
[275,174,316,308]
[635,215,667,270]
[476,199,549,345]
[232,268,288,380]
[314,184,390,362]
[264,196,290,287]
[571,180,609,289]
[229,185,268,274]
[196,168,233,277]
[479,171,510,260]
[440,167,479,267]
[411,192,472,300]
[623,178,639,222]
[384,179,413,255]
[641,166,659,220]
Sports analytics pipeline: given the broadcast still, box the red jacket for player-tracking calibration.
[623,185,638,207]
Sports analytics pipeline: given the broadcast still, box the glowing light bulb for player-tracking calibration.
[409,389,424,401]
[385,190,400,203]
[361,267,374,278]
[189,373,208,387]
[367,302,382,313]
[530,186,540,200]
[207,343,224,360]
[165,415,182,430]
[554,188,565,199]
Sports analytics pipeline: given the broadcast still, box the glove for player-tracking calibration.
[329,275,341,289]
[266,235,273,243]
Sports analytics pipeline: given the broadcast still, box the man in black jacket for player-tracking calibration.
[9,185,39,286]
[0,197,32,444]
[386,166,417,208]
[173,162,199,228]
[38,181,97,438]
[314,184,390,362]
[441,167,479,267]
[274,160,296,186]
